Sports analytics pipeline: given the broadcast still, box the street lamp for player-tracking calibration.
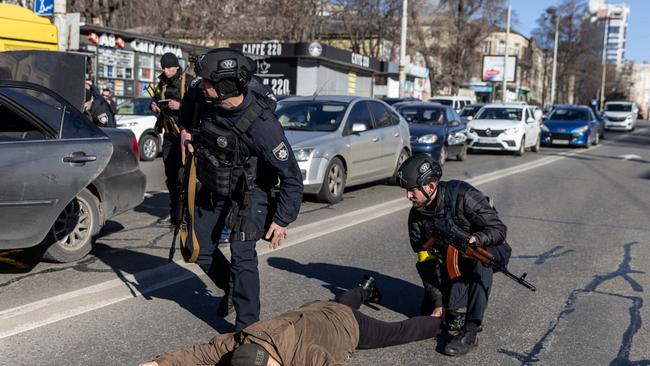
[547,8,560,106]
[399,0,408,97]
[502,0,511,103]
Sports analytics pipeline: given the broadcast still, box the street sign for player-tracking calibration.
[33,0,54,16]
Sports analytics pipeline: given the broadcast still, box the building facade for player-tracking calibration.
[630,63,650,120]
[589,0,630,70]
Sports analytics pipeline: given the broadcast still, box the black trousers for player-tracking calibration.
[416,255,493,324]
[162,133,181,222]
[193,187,269,331]
[335,288,441,349]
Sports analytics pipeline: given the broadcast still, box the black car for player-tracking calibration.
[0,79,146,262]
[395,102,468,165]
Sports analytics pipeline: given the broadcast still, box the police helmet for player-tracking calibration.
[396,154,442,189]
[194,48,255,100]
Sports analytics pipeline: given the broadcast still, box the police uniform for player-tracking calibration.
[179,49,303,330]
[153,55,189,224]
[86,90,116,128]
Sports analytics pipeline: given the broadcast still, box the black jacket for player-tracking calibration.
[86,97,116,128]
[154,69,189,119]
[408,180,507,252]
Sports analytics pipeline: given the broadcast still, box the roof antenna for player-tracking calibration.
[313,80,331,101]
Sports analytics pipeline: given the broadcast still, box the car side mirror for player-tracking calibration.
[352,123,368,133]
[449,120,460,127]
[466,116,473,121]
[526,117,536,123]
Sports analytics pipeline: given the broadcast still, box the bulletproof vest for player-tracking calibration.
[194,95,266,198]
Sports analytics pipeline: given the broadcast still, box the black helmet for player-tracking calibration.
[194,48,254,100]
[396,154,442,189]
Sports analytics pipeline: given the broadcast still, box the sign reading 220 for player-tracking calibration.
[242,43,283,57]
[262,78,291,96]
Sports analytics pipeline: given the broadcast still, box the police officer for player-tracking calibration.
[178,48,303,331]
[397,154,508,357]
[151,52,189,225]
[84,85,116,128]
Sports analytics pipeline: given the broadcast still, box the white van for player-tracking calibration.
[603,101,638,132]
[429,96,474,113]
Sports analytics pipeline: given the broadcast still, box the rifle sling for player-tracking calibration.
[179,155,200,263]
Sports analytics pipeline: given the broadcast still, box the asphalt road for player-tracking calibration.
[1,123,649,365]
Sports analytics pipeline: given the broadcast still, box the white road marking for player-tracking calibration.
[0,138,624,339]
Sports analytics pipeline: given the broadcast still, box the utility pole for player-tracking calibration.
[550,12,560,106]
[502,1,511,103]
[599,15,609,110]
[399,0,408,97]
[53,0,67,50]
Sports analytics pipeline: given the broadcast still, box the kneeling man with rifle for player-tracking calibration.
[396,154,535,357]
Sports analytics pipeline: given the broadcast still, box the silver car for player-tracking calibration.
[277,96,411,203]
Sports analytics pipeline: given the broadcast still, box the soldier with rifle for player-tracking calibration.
[396,154,534,357]
[150,52,189,226]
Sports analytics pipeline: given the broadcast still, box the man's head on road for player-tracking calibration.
[229,343,279,366]
[397,154,442,208]
[195,48,254,106]
[160,52,180,78]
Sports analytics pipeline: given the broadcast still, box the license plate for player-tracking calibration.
[478,138,498,143]
[552,140,569,145]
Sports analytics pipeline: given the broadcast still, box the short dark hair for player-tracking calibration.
[102,88,112,93]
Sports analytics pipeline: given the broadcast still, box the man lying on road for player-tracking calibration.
[139,277,441,366]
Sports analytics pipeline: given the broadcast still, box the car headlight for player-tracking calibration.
[626,115,634,121]
[540,124,549,132]
[417,134,439,144]
[574,125,589,133]
[448,132,467,144]
[293,148,313,162]
[504,127,521,135]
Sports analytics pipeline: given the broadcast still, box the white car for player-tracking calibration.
[115,97,162,161]
[603,101,637,132]
[466,104,541,156]
[429,95,474,113]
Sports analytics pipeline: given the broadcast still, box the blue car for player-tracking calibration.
[540,105,601,147]
[395,102,467,165]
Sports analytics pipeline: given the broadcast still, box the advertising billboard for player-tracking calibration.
[481,56,517,82]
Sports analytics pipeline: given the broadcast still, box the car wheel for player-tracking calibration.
[439,145,448,166]
[456,145,467,161]
[40,189,100,263]
[389,149,410,185]
[139,134,159,161]
[515,137,525,156]
[531,135,540,152]
[316,157,346,204]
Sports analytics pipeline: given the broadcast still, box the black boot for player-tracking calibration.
[216,292,234,317]
[359,275,382,304]
[443,322,479,357]
[443,309,466,332]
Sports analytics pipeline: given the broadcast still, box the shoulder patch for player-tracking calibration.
[272,141,289,161]
[98,113,109,125]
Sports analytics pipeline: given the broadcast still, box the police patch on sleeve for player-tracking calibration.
[98,113,109,125]
[272,142,289,161]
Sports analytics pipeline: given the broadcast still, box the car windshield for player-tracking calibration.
[475,107,522,121]
[549,108,590,121]
[276,101,348,132]
[605,104,632,112]
[460,105,482,117]
[398,107,445,124]
[117,98,154,116]
[430,99,453,106]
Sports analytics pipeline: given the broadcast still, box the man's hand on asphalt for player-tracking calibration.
[180,129,193,164]
[265,222,288,249]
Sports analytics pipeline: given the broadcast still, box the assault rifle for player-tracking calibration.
[168,149,193,262]
[428,218,536,292]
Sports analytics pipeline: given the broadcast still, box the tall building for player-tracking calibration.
[589,0,630,69]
